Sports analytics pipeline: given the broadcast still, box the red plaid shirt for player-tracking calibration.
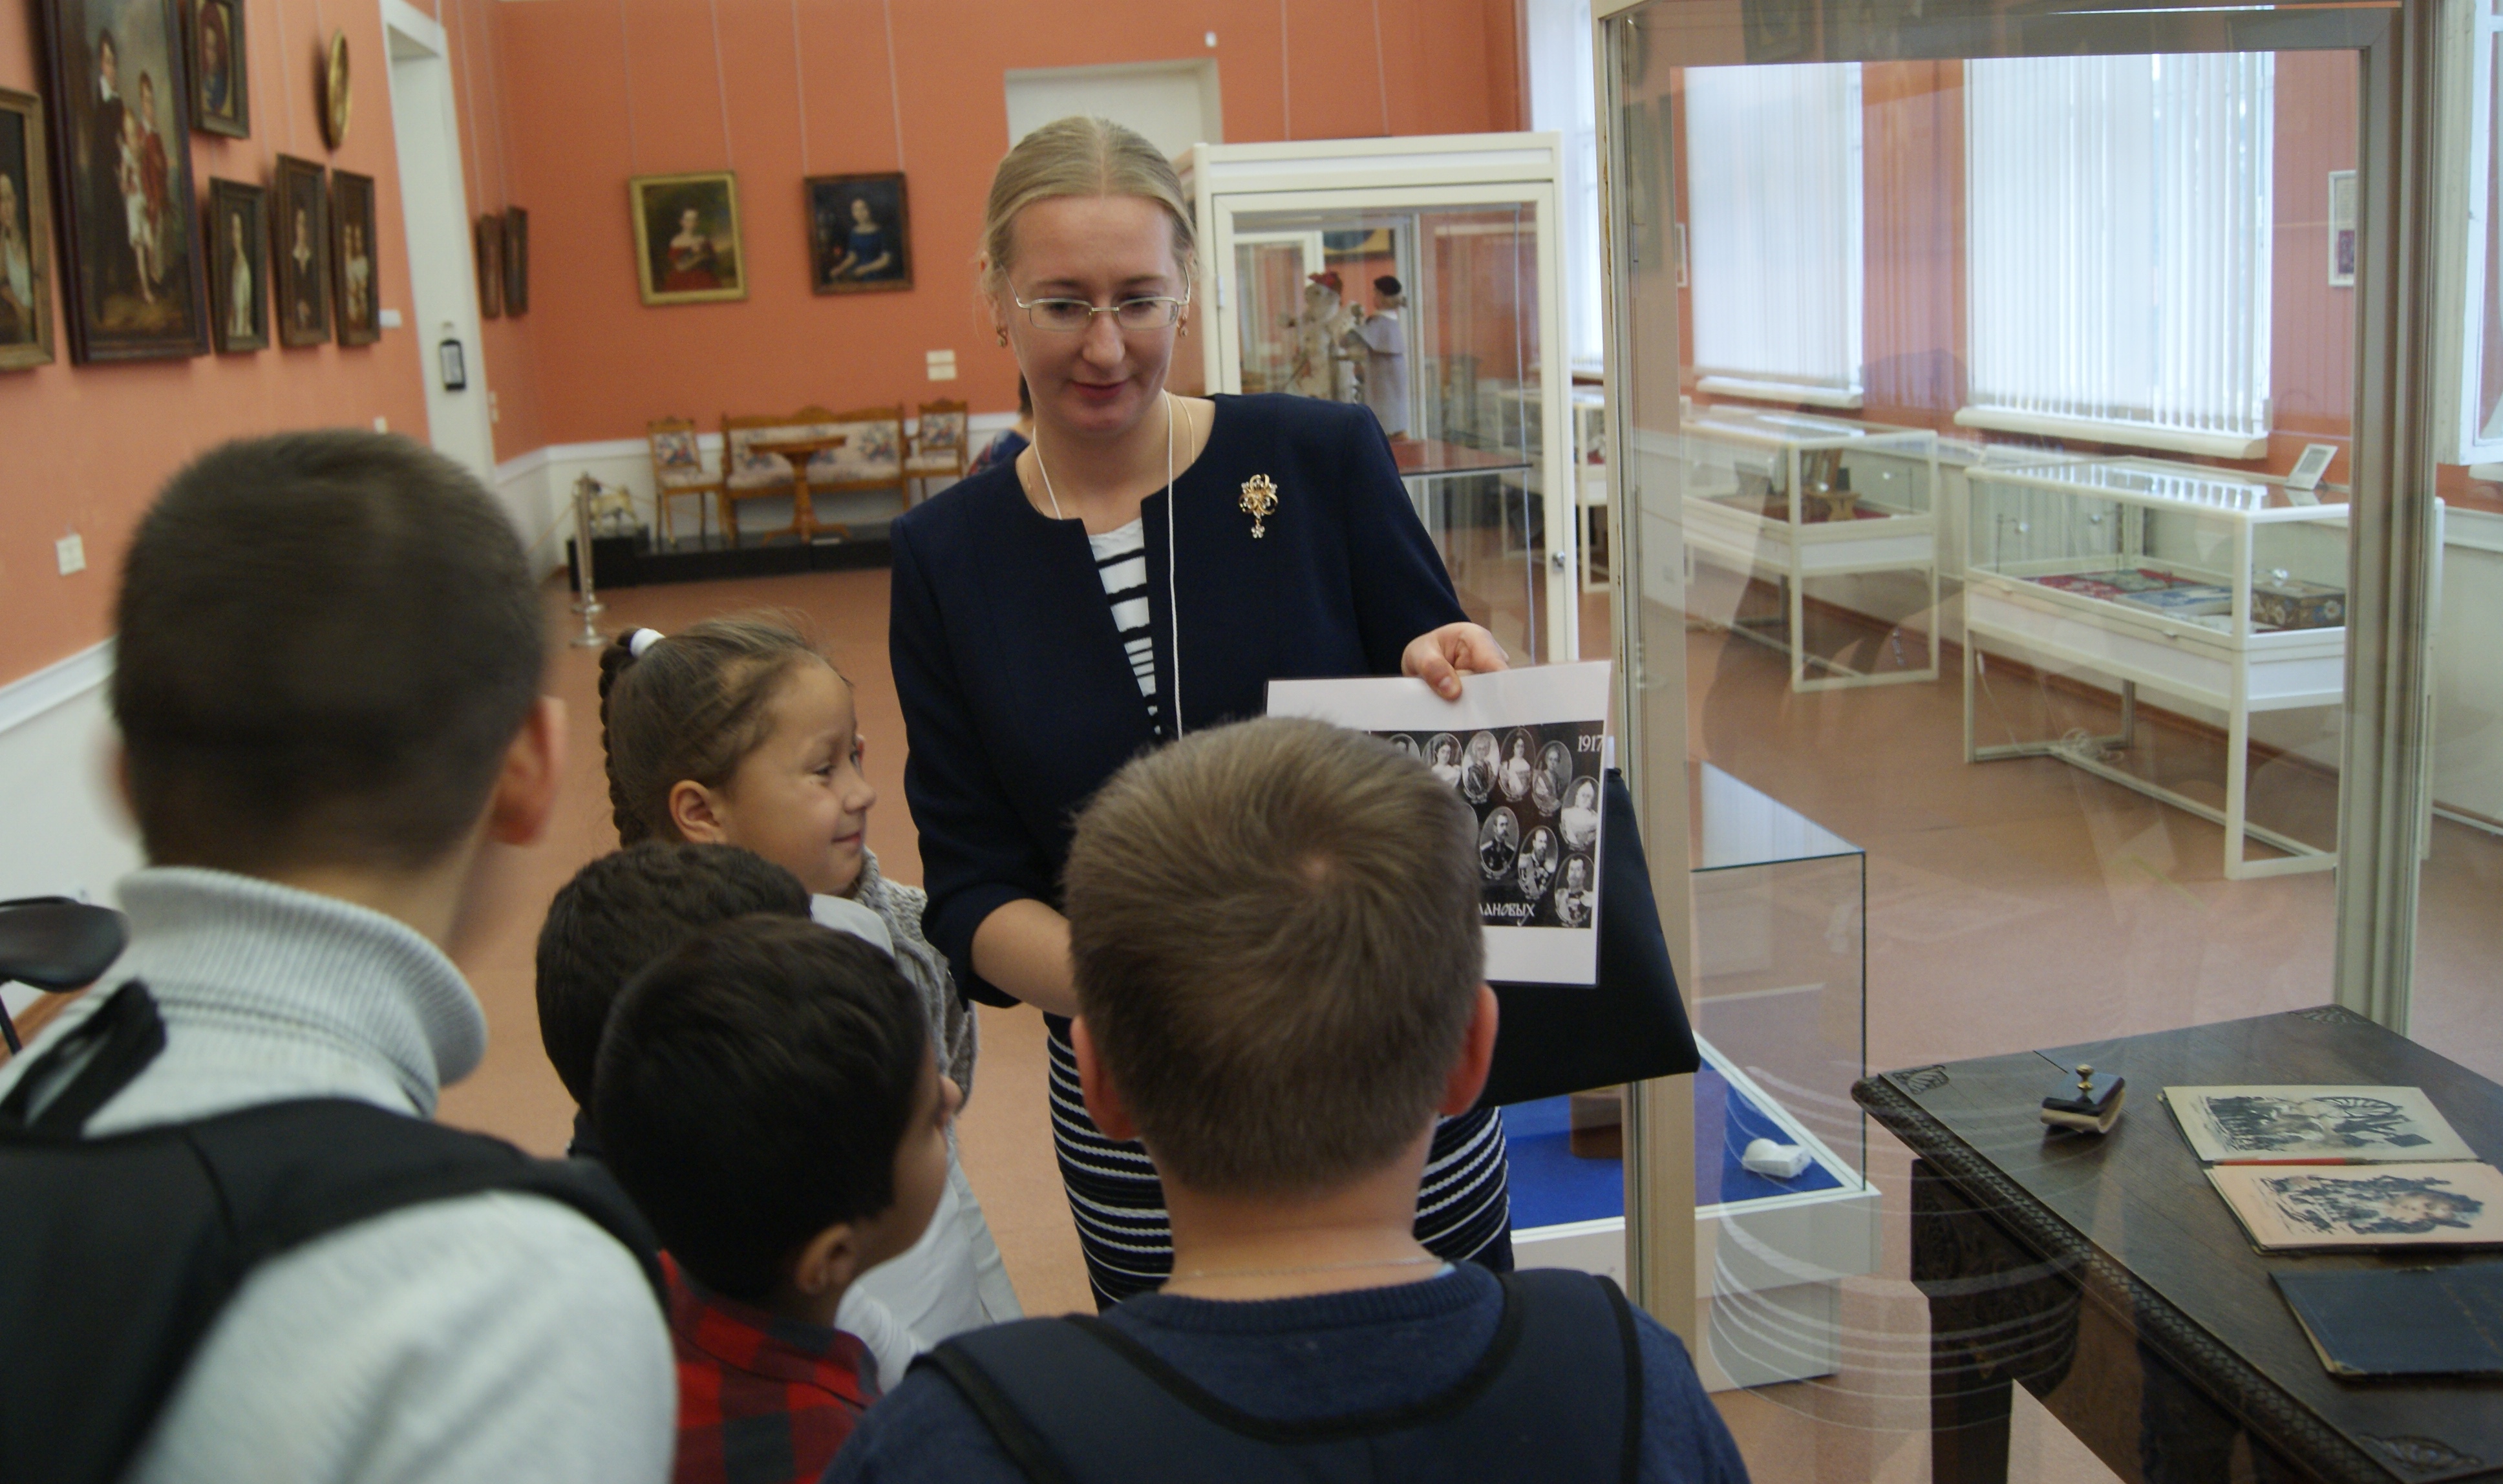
[664,1255,880,1484]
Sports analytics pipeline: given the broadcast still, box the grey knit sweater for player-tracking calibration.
[0,867,674,1484]
[851,847,978,1103]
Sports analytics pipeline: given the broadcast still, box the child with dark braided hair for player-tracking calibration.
[597,614,1017,1342]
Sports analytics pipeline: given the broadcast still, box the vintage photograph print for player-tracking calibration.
[328,167,376,345]
[2210,1162,2503,1251]
[186,0,246,138]
[502,204,527,314]
[40,0,210,361]
[473,211,500,317]
[630,171,743,306]
[2168,1085,2477,1165]
[205,176,264,351]
[0,88,58,370]
[806,172,910,294]
[272,153,328,345]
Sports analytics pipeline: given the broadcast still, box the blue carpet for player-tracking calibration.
[1505,1058,1846,1229]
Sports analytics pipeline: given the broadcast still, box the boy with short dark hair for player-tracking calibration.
[595,917,959,1484]
[831,717,1748,1482]
[535,840,813,1156]
[535,841,927,1392]
[0,431,673,1483]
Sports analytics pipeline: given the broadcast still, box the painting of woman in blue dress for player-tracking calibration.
[806,172,910,294]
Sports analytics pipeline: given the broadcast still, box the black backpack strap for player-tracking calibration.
[184,1099,668,1306]
[0,980,165,1134]
[0,1096,665,1484]
[921,1269,1639,1483]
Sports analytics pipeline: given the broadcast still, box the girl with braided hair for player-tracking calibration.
[597,613,1019,1342]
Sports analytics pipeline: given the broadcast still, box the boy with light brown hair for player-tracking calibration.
[830,717,1746,1483]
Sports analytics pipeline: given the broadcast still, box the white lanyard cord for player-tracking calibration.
[1031,392,1182,737]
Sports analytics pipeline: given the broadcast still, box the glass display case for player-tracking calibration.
[1177,136,1579,662]
[1961,456,2402,878]
[1679,407,1941,690]
[1505,763,1877,1392]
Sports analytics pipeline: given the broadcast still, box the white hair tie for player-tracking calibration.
[627,628,666,657]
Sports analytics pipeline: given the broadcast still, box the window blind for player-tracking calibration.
[1963,54,2275,454]
[1683,63,1866,405]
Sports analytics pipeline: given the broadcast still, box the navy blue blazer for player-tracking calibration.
[889,393,1469,1006]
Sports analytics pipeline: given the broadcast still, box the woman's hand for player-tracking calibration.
[1402,622,1509,701]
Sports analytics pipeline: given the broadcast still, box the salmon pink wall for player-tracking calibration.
[0,0,430,686]
[443,0,1522,457]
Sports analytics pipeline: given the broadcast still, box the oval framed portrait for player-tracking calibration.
[1477,806,1520,881]
[1517,825,1560,901]
[320,29,350,149]
[1425,732,1462,788]
[1532,741,1573,816]
[1461,730,1500,805]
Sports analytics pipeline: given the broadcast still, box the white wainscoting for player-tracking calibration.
[0,642,142,1017]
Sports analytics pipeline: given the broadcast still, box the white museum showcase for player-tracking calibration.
[1678,406,1942,690]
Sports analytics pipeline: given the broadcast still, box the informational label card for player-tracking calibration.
[1268,661,1612,986]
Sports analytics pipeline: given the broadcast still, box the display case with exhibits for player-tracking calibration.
[1678,407,1941,690]
[1175,135,1578,662]
[1961,456,2430,878]
[1506,763,1879,1392]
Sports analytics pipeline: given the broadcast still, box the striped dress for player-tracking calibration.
[1065,520,1513,1306]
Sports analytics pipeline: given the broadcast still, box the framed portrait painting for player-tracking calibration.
[0,88,58,370]
[37,0,211,361]
[473,211,501,318]
[186,0,246,138]
[629,171,743,306]
[272,153,328,346]
[329,167,377,346]
[807,173,910,294]
[205,176,264,351]
[502,204,527,314]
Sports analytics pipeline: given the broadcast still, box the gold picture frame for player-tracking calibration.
[0,87,57,370]
[629,171,744,306]
[319,28,349,150]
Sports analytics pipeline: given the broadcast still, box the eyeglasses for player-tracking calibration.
[1013,290,1191,334]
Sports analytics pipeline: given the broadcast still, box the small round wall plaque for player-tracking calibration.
[321,30,352,149]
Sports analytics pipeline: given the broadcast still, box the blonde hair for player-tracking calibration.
[979,116,1197,294]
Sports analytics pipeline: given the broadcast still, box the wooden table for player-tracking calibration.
[742,433,847,545]
[1855,1008,2503,1484]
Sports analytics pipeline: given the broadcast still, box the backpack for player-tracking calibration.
[919,1267,1645,1483]
[0,980,666,1484]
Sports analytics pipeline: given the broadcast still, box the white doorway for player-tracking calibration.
[383,0,496,491]
[1003,59,1222,157]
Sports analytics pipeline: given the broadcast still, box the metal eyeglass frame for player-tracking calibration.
[1012,289,1193,332]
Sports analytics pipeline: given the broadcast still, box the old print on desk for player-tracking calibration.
[1267,661,1610,986]
[2209,1163,2503,1251]
[2167,1086,2478,1165]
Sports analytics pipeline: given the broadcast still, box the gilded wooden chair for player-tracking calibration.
[906,399,971,505]
[646,417,723,549]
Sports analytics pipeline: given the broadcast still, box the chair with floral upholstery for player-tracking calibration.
[906,399,970,505]
[800,405,909,538]
[646,417,723,549]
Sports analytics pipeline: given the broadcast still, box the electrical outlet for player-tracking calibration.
[56,533,84,575]
[926,348,958,382]
[489,390,501,424]
[373,416,389,433]
[378,308,402,329]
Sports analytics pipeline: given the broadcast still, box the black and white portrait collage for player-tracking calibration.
[1381,719,1604,931]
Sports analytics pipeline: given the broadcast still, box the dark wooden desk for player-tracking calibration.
[1855,1008,2503,1484]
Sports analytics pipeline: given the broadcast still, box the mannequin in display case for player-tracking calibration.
[1283,270,1358,402]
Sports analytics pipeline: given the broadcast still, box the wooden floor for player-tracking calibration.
[430,566,2503,1483]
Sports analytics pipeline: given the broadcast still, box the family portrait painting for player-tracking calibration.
[42,0,209,360]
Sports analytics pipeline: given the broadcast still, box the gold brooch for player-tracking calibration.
[1239,474,1279,538]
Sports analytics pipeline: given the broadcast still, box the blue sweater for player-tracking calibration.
[888,394,1469,1004]
[821,1264,1751,1483]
